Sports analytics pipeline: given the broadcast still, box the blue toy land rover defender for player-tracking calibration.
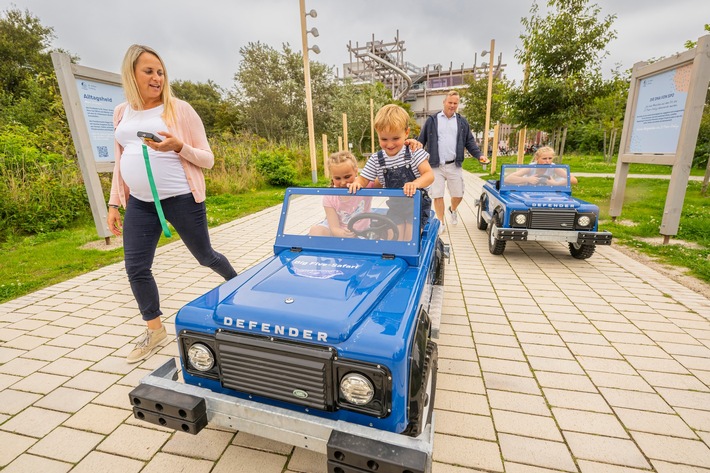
[129,187,447,473]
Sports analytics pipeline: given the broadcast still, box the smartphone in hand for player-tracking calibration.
[137,131,163,143]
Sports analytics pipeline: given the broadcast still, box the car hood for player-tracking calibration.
[213,251,408,344]
[507,191,580,209]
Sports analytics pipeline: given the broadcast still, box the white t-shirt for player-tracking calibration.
[115,105,191,202]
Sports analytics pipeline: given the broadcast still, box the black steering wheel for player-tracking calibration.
[347,213,399,240]
[535,174,550,184]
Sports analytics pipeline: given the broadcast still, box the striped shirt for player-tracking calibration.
[360,147,430,187]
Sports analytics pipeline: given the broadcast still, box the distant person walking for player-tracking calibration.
[418,90,489,230]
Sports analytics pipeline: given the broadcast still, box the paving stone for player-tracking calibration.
[0,357,48,376]
[141,452,214,473]
[63,370,121,392]
[231,432,292,455]
[492,408,563,441]
[536,371,598,392]
[553,407,629,438]
[162,428,233,460]
[543,388,613,413]
[38,357,93,377]
[96,424,170,461]
[0,406,69,438]
[436,373,486,394]
[66,344,116,362]
[498,433,576,472]
[284,447,327,473]
[613,407,697,439]
[577,459,654,473]
[0,430,37,467]
[0,389,42,415]
[63,403,130,434]
[433,433,503,472]
[27,426,102,463]
[651,459,710,473]
[435,410,496,440]
[435,390,490,416]
[483,372,542,395]
[599,387,675,413]
[212,445,289,473]
[487,390,551,416]
[69,451,144,473]
[631,431,710,467]
[1,453,71,473]
[20,345,71,362]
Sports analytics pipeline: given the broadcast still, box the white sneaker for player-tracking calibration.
[127,326,167,363]
[449,207,458,225]
[438,222,446,234]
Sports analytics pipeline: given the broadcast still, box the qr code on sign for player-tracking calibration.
[97,146,108,158]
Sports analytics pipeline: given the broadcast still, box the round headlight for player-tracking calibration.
[578,215,591,227]
[515,214,527,225]
[339,373,374,405]
[187,343,214,371]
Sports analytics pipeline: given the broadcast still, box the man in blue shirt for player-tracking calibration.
[418,91,488,231]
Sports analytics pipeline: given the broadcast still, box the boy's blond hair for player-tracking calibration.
[327,151,358,171]
[374,104,410,134]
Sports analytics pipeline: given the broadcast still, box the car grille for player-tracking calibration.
[529,210,576,230]
[215,331,335,410]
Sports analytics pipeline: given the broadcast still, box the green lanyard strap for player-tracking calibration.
[142,144,172,238]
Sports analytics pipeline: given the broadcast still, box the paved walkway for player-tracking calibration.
[1,173,709,473]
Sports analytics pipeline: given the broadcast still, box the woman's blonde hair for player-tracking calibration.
[327,151,359,171]
[120,44,177,126]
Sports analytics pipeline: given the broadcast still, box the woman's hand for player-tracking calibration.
[143,131,184,154]
[107,207,123,236]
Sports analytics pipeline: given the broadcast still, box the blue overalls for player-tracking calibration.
[377,147,432,231]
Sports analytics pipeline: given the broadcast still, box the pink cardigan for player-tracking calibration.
[109,98,214,206]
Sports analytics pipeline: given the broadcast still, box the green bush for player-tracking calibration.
[254,149,298,186]
[0,124,87,240]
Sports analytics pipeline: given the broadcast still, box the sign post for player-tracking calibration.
[51,52,125,243]
[609,35,710,243]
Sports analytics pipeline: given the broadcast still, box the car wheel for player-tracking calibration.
[569,242,595,259]
[476,195,488,231]
[433,239,445,285]
[487,213,506,255]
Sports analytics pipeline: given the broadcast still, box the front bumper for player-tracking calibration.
[493,227,612,245]
[129,358,435,473]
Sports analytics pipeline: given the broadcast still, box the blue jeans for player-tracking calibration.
[123,193,237,321]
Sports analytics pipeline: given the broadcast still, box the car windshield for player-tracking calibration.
[275,188,422,259]
[500,164,571,189]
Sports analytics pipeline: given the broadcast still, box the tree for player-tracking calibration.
[0,7,74,155]
[326,80,393,156]
[233,42,337,143]
[460,74,512,136]
[511,0,616,157]
[172,79,241,135]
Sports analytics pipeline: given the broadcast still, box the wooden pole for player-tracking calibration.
[491,123,500,174]
[338,136,343,152]
[517,128,526,164]
[482,39,495,161]
[322,134,329,179]
[342,113,348,152]
[370,98,375,154]
[299,0,318,183]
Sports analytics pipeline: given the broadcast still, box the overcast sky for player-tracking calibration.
[5,0,708,90]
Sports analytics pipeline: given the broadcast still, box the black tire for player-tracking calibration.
[433,238,445,286]
[487,213,506,255]
[476,195,488,231]
[569,242,595,259]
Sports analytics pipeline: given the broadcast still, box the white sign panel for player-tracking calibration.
[75,79,126,162]
[629,64,691,154]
